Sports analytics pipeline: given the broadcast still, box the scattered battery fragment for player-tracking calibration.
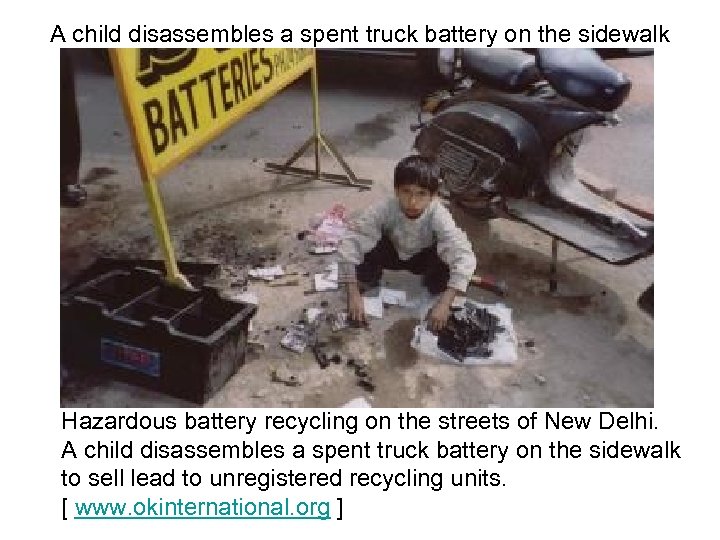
[437,303,503,361]
[314,262,339,291]
[412,299,518,365]
[305,204,348,254]
[280,324,312,354]
[329,311,350,332]
[379,287,407,306]
[248,265,284,281]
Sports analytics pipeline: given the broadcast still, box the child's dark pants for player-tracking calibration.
[356,235,450,295]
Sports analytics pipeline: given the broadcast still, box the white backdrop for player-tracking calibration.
[1,2,715,538]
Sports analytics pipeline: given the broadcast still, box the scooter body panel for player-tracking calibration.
[414,102,545,198]
[433,86,608,150]
[505,198,653,265]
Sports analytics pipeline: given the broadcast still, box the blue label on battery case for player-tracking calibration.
[100,338,161,377]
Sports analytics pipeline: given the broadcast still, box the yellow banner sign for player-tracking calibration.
[111,48,315,178]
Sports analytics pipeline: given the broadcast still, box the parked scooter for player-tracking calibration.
[413,48,653,266]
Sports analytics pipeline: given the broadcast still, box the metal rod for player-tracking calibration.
[142,179,191,289]
[550,237,559,293]
[310,62,321,178]
[264,163,372,186]
[319,135,366,187]
[267,51,372,190]
[280,136,314,169]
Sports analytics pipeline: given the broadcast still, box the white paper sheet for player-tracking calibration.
[248,265,284,281]
[314,262,339,291]
[380,287,407,306]
[229,291,259,305]
[363,295,384,319]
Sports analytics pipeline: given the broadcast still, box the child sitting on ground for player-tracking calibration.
[338,155,477,332]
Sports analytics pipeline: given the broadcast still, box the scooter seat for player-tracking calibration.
[536,49,631,112]
[462,49,541,92]
[470,88,607,149]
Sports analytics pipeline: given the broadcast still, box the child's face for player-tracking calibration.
[396,184,435,219]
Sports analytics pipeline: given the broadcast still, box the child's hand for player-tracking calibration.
[428,289,457,333]
[428,300,451,333]
[347,284,366,324]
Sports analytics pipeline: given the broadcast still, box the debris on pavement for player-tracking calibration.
[342,397,372,408]
[249,265,284,281]
[354,365,369,378]
[271,366,302,387]
[312,344,343,370]
[380,287,407,306]
[247,340,267,352]
[306,204,348,254]
[363,295,384,319]
[314,262,339,291]
[357,376,376,392]
[312,346,331,369]
[348,355,368,369]
[412,299,518,365]
[280,324,312,354]
[267,278,300,288]
[304,307,325,324]
[309,243,337,255]
[228,290,258,305]
[329,311,350,332]
[437,304,504,361]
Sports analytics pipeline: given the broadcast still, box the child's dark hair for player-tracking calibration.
[394,155,440,192]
